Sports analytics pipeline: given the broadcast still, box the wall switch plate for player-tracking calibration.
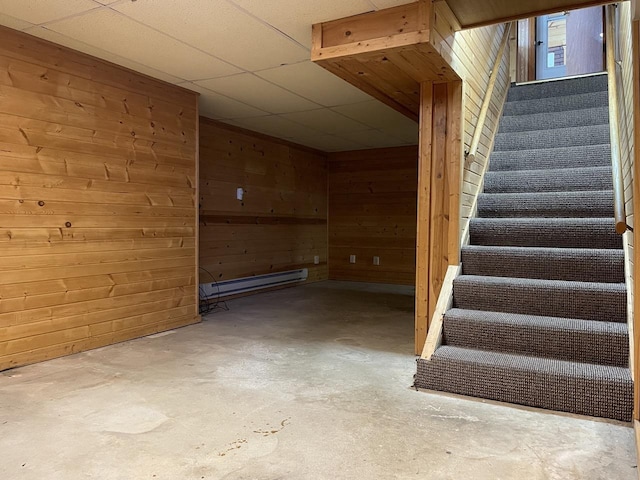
[236,187,244,200]
[349,255,356,264]
[373,256,380,266]
[314,255,320,265]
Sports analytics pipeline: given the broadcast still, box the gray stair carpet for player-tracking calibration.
[415,74,632,422]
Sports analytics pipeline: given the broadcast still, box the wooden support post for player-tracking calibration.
[415,80,463,354]
[415,81,434,354]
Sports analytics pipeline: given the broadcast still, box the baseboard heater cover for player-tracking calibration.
[200,269,309,299]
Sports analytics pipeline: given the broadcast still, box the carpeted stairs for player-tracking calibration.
[415,74,633,422]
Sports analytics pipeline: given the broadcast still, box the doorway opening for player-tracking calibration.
[517,6,605,83]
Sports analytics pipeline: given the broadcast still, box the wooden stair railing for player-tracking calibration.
[606,4,632,234]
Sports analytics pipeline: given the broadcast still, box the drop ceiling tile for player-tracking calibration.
[294,134,366,152]
[113,0,309,71]
[196,74,320,114]
[0,13,35,30]
[256,61,373,107]
[225,115,321,141]
[332,100,418,137]
[0,0,99,25]
[24,26,184,84]
[368,0,418,9]
[338,129,410,149]
[229,0,375,48]
[281,108,370,135]
[178,82,269,120]
[46,9,241,81]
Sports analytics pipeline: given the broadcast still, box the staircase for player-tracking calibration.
[415,74,633,422]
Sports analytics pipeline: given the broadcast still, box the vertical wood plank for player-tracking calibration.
[428,83,449,325]
[447,80,463,265]
[415,81,434,354]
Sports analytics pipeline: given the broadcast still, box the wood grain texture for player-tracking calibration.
[0,26,199,371]
[446,0,614,29]
[199,118,328,286]
[311,0,460,121]
[328,146,418,287]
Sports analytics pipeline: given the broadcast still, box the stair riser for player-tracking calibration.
[489,145,611,172]
[453,279,626,322]
[478,192,614,218]
[470,219,622,249]
[502,91,608,116]
[499,107,609,134]
[416,357,632,422]
[443,316,628,366]
[506,75,608,102]
[461,248,625,283]
[494,125,610,152]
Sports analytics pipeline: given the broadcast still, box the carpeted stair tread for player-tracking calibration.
[489,144,611,171]
[477,191,614,217]
[502,91,608,117]
[453,275,626,322]
[484,166,612,193]
[499,106,609,133]
[494,124,609,151]
[461,245,624,283]
[469,217,622,249]
[443,308,628,366]
[415,346,632,421]
[506,75,608,102]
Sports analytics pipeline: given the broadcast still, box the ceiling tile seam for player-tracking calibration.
[194,72,325,111]
[224,0,310,52]
[39,5,250,77]
[281,107,383,134]
[181,83,273,119]
[197,69,391,118]
[226,113,349,141]
[32,26,189,84]
[28,3,106,27]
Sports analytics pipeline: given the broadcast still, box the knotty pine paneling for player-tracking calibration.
[199,118,328,286]
[0,26,199,371]
[328,146,418,285]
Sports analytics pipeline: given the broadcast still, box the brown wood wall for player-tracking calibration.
[199,118,328,286]
[432,20,511,233]
[618,3,635,297]
[0,27,200,371]
[328,146,418,285]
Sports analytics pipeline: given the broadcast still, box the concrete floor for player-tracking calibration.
[0,281,636,480]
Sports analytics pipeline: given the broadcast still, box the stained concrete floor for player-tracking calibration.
[0,281,636,480]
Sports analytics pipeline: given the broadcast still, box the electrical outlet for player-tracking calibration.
[373,256,380,266]
[314,255,320,265]
[349,255,356,264]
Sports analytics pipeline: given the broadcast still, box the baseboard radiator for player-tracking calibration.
[200,269,309,299]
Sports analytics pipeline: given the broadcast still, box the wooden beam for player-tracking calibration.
[311,0,460,121]
[415,81,434,354]
[447,80,463,265]
[415,80,463,354]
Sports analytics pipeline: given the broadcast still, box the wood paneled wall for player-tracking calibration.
[0,27,200,371]
[327,146,418,285]
[199,118,328,286]
[432,18,511,235]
